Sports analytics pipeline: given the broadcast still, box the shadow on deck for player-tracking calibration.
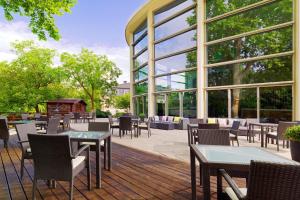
[0,135,224,200]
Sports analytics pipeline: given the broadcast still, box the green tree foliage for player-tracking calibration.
[0,41,68,112]
[0,0,77,40]
[115,93,130,111]
[60,49,122,111]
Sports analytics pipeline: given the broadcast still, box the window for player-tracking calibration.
[155,30,197,58]
[183,92,197,118]
[134,66,148,82]
[134,50,148,69]
[207,56,293,86]
[135,81,148,95]
[168,93,180,116]
[208,90,228,118]
[260,86,292,123]
[231,88,257,118]
[155,70,197,91]
[155,50,196,75]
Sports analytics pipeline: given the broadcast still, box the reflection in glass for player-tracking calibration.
[134,36,148,55]
[155,50,196,75]
[154,0,194,24]
[231,88,257,118]
[207,56,293,86]
[156,95,166,116]
[207,28,293,64]
[168,93,180,116]
[208,90,228,118]
[206,0,260,19]
[134,21,147,42]
[155,30,196,58]
[260,86,292,123]
[134,66,148,82]
[134,50,148,69]
[207,0,292,41]
[155,9,196,41]
[183,92,197,118]
[155,70,197,91]
[135,81,148,95]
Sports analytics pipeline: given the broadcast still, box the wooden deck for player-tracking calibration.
[0,135,239,200]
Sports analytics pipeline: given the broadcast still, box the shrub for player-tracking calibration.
[139,113,145,118]
[285,125,300,142]
[96,109,111,118]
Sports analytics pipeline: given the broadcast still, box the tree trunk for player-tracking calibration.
[35,104,40,113]
[232,39,242,118]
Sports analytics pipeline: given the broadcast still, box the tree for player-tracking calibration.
[60,49,122,111]
[115,93,130,112]
[0,40,68,112]
[0,0,77,40]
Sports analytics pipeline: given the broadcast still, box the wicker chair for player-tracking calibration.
[16,123,37,179]
[21,113,29,120]
[119,116,133,139]
[265,121,297,151]
[196,129,230,146]
[137,117,151,138]
[0,119,9,148]
[61,114,72,131]
[38,117,60,134]
[217,160,300,200]
[73,112,81,123]
[108,115,119,135]
[229,121,241,146]
[198,123,220,129]
[28,134,91,200]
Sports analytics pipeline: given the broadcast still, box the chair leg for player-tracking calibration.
[287,140,290,148]
[119,129,121,139]
[283,140,285,148]
[69,179,74,200]
[104,141,106,169]
[200,165,203,186]
[87,150,91,190]
[265,136,268,148]
[277,138,279,151]
[236,138,239,147]
[20,157,24,180]
[32,175,37,200]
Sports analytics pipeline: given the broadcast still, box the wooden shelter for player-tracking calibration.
[47,98,87,116]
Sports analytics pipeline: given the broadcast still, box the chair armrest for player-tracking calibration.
[72,144,90,159]
[219,169,246,200]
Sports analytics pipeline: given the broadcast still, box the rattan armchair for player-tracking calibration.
[217,160,300,200]
[137,117,151,138]
[38,117,60,134]
[0,119,9,148]
[119,116,133,139]
[196,129,230,146]
[28,134,91,200]
[108,115,119,135]
[16,123,37,179]
[229,121,241,146]
[265,121,297,151]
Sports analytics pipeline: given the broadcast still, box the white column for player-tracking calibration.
[197,0,206,119]
[295,0,300,120]
[228,89,232,118]
[147,11,156,117]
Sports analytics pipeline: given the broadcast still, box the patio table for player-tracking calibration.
[8,120,47,129]
[248,122,278,147]
[190,145,298,200]
[62,130,111,188]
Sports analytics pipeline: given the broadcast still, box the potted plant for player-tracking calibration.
[139,113,146,122]
[285,125,300,162]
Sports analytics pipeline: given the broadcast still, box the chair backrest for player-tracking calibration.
[0,116,8,125]
[34,113,41,119]
[74,112,81,119]
[16,123,37,151]
[0,119,9,141]
[119,116,132,131]
[54,114,62,119]
[28,134,73,180]
[198,123,220,129]
[247,161,300,200]
[196,129,230,145]
[63,114,72,125]
[277,121,297,139]
[88,122,110,132]
[231,120,240,131]
[21,113,29,120]
[47,117,60,134]
[108,115,113,124]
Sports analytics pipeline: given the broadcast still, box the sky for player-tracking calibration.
[0,0,147,83]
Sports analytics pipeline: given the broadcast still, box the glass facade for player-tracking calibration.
[129,0,295,121]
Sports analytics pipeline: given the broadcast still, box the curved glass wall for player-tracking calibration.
[153,0,197,117]
[133,21,149,117]
[205,0,294,122]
